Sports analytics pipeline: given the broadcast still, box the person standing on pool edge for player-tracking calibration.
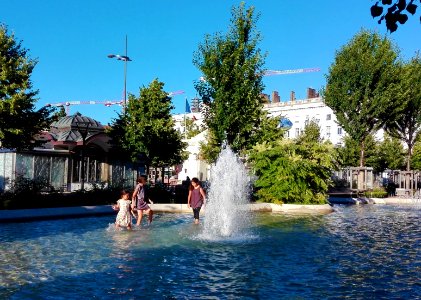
[187,177,206,224]
[132,175,153,226]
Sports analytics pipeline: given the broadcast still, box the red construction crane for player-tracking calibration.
[45,90,185,115]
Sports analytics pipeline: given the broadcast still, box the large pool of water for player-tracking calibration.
[0,204,420,299]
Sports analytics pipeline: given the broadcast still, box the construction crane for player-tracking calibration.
[45,90,185,115]
[199,67,320,81]
[263,67,320,76]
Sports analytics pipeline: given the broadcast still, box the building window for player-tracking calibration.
[326,126,331,137]
[326,114,331,120]
[295,128,300,137]
[337,127,343,135]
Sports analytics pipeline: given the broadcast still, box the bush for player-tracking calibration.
[363,187,388,198]
[249,137,335,205]
[0,176,121,209]
[148,183,176,204]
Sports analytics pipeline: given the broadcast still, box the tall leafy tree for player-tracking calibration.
[0,24,52,150]
[323,30,401,167]
[108,79,186,174]
[193,3,268,161]
[384,54,421,170]
[410,138,421,170]
[335,135,378,169]
[375,134,405,171]
[185,117,202,139]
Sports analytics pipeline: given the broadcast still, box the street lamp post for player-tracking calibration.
[107,35,132,112]
[75,121,91,191]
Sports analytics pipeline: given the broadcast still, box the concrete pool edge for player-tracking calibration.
[0,203,334,222]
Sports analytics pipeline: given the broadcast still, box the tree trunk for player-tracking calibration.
[407,144,412,171]
[161,166,165,184]
[154,167,158,183]
[359,140,365,167]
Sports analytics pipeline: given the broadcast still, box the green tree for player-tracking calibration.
[51,107,67,122]
[193,3,268,161]
[108,79,186,176]
[0,24,52,150]
[384,54,421,170]
[323,30,401,167]
[371,0,420,32]
[335,134,378,169]
[185,117,202,139]
[375,134,405,171]
[410,138,421,170]
[199,111,283,164]
[249,121,335,204]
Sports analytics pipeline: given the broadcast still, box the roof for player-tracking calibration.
[49,112,105,143]
[50,112,103,131]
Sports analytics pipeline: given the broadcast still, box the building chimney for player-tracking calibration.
[306,87,319,98]
[290,91,296,101]
[260,93,270,103]
[272,91,280,103]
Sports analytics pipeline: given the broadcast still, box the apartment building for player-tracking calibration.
[264,89,344,146]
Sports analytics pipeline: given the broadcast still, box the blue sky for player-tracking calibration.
[1,0,420,125]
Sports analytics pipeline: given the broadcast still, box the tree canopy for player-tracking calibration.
[193,3,272,162]
[0,24,53,150]
[107,79,186,171]
[323,30,402,167]
[371,0,420,32]
[384,54,421,170]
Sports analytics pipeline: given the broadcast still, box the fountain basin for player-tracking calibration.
[0,205,419,299]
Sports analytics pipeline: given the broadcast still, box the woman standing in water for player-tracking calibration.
[187,177,206,224]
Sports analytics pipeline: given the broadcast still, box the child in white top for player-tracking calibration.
[112,190,133,230]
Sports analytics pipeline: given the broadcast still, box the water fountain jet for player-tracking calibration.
[201,145,252,240]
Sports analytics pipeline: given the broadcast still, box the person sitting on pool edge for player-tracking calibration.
[132,175,153,226]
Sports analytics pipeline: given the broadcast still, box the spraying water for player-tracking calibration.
[201,145,252,240]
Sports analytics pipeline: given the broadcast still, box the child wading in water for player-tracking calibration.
[132,175,154,226]
[112,190,133,230]
[187,177,206,224]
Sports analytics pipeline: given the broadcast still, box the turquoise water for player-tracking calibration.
[0,205,420,299]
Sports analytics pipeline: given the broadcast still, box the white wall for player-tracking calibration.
[264,97,344,145]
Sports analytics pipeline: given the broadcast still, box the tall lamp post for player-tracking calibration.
[75,121,91,191]
[107,35,132,112]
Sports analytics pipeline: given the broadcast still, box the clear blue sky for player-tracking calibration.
[1,0,420,125]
